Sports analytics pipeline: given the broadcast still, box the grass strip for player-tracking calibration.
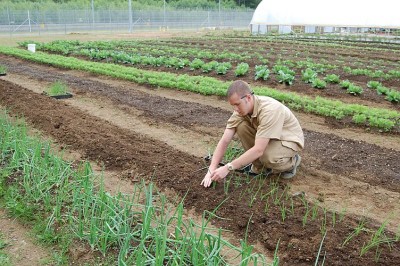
[0,46,398,131]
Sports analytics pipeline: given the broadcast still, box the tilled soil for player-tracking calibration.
[0,55,399,265]
[1,56,399,191]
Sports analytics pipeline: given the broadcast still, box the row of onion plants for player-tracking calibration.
[219,144,400,263]
[0,111,267,265]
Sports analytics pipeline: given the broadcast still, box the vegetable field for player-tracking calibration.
[0,32,399,265]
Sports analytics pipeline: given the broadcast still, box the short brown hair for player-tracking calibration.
[227,80,252,98]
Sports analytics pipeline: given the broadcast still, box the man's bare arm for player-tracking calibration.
[229,138,270,170]
[201,128,235,187]
[210,137,270,184]
[209,128,236,170]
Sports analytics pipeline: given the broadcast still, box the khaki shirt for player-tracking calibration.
[226,95,304,151]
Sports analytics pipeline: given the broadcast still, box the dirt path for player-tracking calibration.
[0,209,51,266]
[0,58,399,264]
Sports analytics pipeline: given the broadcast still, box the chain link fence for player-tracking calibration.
[0,9,253,35]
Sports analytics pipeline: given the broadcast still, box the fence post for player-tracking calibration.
[7,7,11,37]
[163,0,166,28]
[38,10,41,36]
[218,0,221,27]
[128,0,132,33]
[91,0,95,29]
[108,6,112,33]
[28,10,32,32]
[63,10,66,34]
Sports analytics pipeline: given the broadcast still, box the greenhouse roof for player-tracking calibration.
[251,0,400,28]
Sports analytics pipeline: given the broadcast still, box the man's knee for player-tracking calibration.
[236,121,253,137]
[259,146,297,172]
[260,152,287,166]
[236,121,256,145]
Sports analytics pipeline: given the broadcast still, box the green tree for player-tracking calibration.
[234,0,262,8]
[2,0,254,10]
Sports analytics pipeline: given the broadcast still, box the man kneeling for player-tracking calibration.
[201,80,304,188]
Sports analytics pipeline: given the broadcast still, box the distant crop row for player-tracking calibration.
[146,36,400,73]
[217,34,400,56]
[22,39,400,81]
[1,46,398,132]
[204,36,400,72]
[19,40,400,103]
[19,40,249,61]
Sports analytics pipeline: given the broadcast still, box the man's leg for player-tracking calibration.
[259,140,298,173]
[236,122,301,177]
[236,121,265,173]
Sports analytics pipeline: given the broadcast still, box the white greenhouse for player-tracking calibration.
[250,0,400,34]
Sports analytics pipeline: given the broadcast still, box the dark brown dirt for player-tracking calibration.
[1,56,399,192]
[1,61,400,265]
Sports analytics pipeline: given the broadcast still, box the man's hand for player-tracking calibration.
[211,165,229,183]
[201,171,213,187]
[201,165,230,188]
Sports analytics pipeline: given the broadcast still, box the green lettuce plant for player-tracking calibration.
[254,65,270,81]
[347,84,363,95]
[312,78,327,89]
[189,58,204,70]
[301,68,317,83]
[234,62,249,76]
[339,80,352,89]
[216,62,232,75]
[377,85,390,95]
[385,90,400,103]
[367,81,382,90]
[277,70,295,85]
[324,74,340,83]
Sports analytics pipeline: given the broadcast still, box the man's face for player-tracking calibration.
[228,92,252,116]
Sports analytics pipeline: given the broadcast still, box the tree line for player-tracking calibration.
[2,0,262,11]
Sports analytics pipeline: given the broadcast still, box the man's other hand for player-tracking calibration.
[201,172,213,187]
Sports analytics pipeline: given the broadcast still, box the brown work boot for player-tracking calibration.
[281,154,301,179]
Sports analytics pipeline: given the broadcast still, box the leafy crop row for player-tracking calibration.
[367,81,400,103]
[18,40,249,61]
[343,66,400,79]
[0,46,398,131]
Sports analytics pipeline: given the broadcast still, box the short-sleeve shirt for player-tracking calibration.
[226,95,304,151]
